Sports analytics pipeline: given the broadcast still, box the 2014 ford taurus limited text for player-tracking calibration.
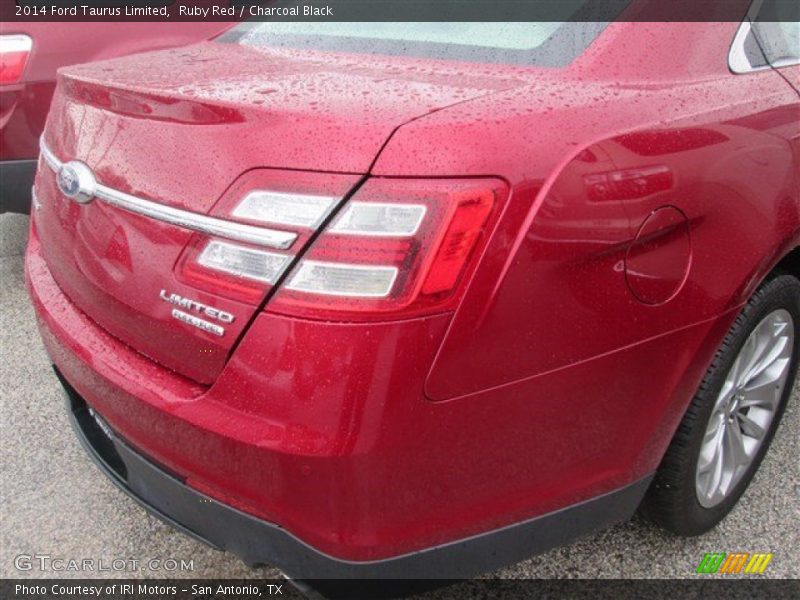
[24,15,800,588]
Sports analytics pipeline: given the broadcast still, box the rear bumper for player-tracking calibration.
[60,364,650,579]
[0,159,36,214]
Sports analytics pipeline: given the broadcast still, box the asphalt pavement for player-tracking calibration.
[1,212,798,587]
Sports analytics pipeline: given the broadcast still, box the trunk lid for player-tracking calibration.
[34,42,520,383]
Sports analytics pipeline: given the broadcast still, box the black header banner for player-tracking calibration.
[3,0,799,22]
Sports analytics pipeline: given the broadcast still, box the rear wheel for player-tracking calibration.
[639,273,799,535]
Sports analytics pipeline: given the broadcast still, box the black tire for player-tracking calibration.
[639,272,800,536]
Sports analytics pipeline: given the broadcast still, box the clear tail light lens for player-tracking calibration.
[174,169,358,305]
[329,202,427,236]
[0,35,32,85]
[270,178,508,321]
[178,235,289,304]
[196,240,291,284]
[287,261,399,297]
[232,191,336,228]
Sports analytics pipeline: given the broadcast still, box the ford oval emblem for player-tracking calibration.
[56,161,97,204]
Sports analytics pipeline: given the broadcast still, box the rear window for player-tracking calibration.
[220,21,613,67]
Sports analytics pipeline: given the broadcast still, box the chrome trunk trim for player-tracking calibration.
[39,138,299,250]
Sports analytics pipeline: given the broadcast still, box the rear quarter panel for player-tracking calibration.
[374,22,800,473]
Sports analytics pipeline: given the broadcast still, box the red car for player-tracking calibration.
[0,22,229,213]
[25,15,800,588]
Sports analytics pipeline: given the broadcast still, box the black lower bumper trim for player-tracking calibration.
[1,160,36,214]
[58,367,653,581]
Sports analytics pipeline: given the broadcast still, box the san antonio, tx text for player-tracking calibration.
[16,583,283,596]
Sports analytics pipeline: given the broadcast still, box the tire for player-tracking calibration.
[639,272,800,536]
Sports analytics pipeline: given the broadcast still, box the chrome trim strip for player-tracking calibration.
[729,21,761,74]
[40,139,61,172]
[31,186,41,212]
[39,138,298,250]
[93,185,298,249]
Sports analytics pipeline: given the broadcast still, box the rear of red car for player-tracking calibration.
[24,18,800,582]
[26,30,531,566]
[19,28,552,575]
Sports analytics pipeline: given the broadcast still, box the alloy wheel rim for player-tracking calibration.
[695,309,794,508]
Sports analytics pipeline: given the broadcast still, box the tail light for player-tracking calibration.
[175,173,506,321]
[175,170,352,304]
[270,178,508,321]
[0,35,32,85]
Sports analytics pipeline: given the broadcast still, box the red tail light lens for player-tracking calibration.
[0,35,32,85]
[269,178,508,321]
